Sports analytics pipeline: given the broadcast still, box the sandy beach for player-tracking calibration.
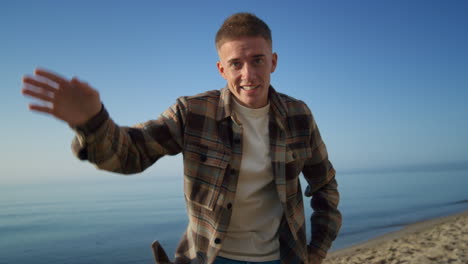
[324,210,468,264]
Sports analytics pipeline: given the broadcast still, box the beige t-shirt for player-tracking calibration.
[219,99,284,262]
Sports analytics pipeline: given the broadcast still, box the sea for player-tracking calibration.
[1,168,467,264]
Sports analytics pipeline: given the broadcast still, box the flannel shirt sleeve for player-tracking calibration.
[301,106,342,258]
[70,98,187,174]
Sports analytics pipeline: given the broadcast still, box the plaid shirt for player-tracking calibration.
[72,86,342,264]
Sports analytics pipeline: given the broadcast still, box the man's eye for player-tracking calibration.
[230,62,241,68]
[254,58,264,65]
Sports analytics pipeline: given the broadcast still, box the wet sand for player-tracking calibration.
[324,210,468,264]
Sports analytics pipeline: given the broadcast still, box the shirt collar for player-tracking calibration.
[216,85,288,125]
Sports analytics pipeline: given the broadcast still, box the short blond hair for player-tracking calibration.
[215,13,272,50]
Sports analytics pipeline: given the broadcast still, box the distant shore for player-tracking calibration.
[324,210,468,264]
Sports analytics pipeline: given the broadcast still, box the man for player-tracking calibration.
[22,13,341,264]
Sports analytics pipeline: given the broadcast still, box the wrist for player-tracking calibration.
[72,104,108,135]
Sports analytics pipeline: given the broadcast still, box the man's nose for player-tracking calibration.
[241,63,255,82]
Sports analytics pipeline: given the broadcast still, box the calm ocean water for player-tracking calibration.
[1,168,467,264]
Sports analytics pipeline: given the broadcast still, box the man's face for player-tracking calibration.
[217,37,277,109]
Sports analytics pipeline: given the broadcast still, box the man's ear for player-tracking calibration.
[271,52,278,73]
[217,61,227,79]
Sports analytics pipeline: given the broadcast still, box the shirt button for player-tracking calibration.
[233,137,241,145]
[214,238,221,244]
[200,154,207,162]
[227,203,232,209]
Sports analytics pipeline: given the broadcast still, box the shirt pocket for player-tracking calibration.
[287,140,313,161]
[284,140,312,191]
[183,143,229,211]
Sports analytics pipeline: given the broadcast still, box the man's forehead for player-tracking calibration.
[218,37,272,59]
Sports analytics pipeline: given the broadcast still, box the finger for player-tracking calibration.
[22,88,54,102]
[34,68,69,86]
[28,104,53,114]
[70,77,95,93]
[71,77,90,87]
[22,77,58,93]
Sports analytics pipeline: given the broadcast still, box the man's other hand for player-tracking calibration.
[309,253,324,264]
[22,68,101,126]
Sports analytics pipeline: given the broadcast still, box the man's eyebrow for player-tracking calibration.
[227,54,265,64]
[227,58,240,64]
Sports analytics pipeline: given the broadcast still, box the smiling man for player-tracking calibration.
[22,13,341,264]
[216,36,277,109]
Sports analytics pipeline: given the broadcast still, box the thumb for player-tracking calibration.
[71,76,87,85]
[70,77,92,91]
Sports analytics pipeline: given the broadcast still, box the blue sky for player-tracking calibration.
[1,0,467,184]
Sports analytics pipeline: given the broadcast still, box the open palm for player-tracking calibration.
[22,69,102,126]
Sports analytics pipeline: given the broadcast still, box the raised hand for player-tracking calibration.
[22,69,102,126]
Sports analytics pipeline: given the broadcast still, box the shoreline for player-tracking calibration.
[324,210,468,263]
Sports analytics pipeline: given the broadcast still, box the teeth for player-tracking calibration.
[241,86,258,90]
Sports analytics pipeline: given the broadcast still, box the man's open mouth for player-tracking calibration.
[240,85,259,91]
